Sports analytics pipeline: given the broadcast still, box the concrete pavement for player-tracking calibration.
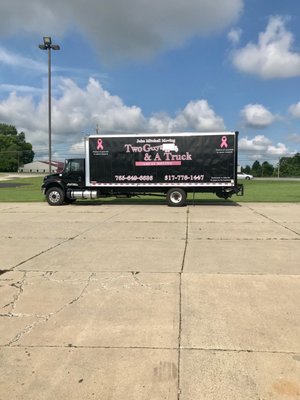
[0,202,300,399]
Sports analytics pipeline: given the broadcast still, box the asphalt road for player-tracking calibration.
[1,202,300,399]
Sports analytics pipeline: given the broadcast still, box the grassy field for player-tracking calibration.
[0,176,299,203]
[0,176,44,202]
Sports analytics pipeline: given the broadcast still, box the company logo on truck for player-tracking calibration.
[220,136,228,148]
[216,135,233,154]
[92,138,109,156]
[124,138,192,166]
[97,138,104,150]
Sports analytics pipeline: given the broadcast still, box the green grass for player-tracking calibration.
[0,177,299,203]
[234,180,300,202]
[0,177,44,202]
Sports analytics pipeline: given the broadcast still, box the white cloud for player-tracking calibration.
[0,46,46,73]
[69,141,85,155]
[267,143,289,155]
[239,135,290,156]
[0,78,225,156]
[241,104,276,128]
[149,100,225,132]
[52,78,146,137]
[0,84,43,95]
[289,102,300,118]
[232,16,300,79]
[228,28,242,44]
[239,135,272,151]
[0,78,145,149]
[0,0,243,62]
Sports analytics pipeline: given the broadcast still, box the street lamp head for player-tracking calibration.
[39,37,60,51]
[43,36,52,45]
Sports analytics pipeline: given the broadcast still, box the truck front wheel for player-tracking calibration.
[46,187,65,206]
[166,188,187,207]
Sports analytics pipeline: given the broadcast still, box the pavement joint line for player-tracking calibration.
[0,345,299,357]
[188,238,300,241]
[179,348,300,356]
[244,204,300,237]
[11,241,70,271]
[177,207,190,399]
[100,220,187,224]
[1,236,187,241]
[12,269,300,277]
[14,269,182,274]
[2,236,300,241]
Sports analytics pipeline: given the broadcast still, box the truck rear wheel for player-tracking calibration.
[46,187,65,206]
[166,188,186,207]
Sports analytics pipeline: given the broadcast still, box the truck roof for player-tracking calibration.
[87,131,238,139]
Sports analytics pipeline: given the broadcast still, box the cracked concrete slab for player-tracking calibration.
[0,271,26,310]
[0,316,38,346]
[19,239,185,272]
[1,202,300,400]
[4,272,179,348]
[0,271,94,346]
[0,347,178,400]
[181,274,300,353]
[180,350,300,400]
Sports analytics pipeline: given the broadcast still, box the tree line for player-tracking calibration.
[0,123,34,172]
[242,154,300,177]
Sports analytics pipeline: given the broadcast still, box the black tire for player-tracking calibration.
[166,188,186,207]
[46,187,65,206]
[245,176,250,180]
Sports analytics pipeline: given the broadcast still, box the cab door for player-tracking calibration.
[63,159,85,187]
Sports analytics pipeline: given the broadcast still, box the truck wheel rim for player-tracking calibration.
[49,191,61,203]
[170,191,182,203]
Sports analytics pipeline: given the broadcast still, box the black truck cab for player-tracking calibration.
[42,158,85,205]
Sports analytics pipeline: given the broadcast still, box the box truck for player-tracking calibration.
[42,131,243,207]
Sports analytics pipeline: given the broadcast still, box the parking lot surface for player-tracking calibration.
[0,202,300,399]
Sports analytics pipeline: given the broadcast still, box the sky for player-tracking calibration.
[0,0,300,166]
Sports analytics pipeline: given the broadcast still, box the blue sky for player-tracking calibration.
[0,0,300,166]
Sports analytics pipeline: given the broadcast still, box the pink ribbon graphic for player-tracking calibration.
[97,139,104,150]
[220,136,228,149]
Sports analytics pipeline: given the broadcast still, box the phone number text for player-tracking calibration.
[164,175,204,181]
[115,175,154,181]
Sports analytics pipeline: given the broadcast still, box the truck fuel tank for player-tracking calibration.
[68,190,98,199]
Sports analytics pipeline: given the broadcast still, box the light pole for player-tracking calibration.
[39,37,60,174]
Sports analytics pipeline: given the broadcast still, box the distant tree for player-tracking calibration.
[0,123,34,172]
[279,153,300,177]
[251,160,262,177]
[242,165,251,174]
[262,161,274,177]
